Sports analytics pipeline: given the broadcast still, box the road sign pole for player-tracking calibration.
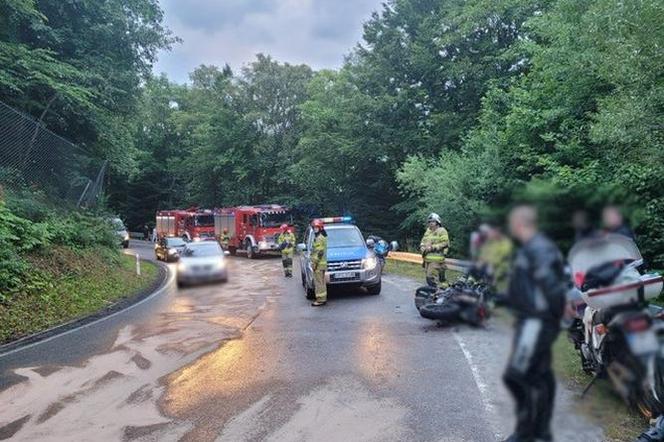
[136,253,141,276]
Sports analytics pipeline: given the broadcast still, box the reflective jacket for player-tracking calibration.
[507,233,567,323]
[311,232,328,270]
[278,232,296,256]
[420,226,450,263]
[479,236,513,294]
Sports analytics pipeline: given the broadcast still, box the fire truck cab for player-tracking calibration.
[155,208,215,242]
[214,205,294,258]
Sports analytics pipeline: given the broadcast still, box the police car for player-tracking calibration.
[297,217,382,298]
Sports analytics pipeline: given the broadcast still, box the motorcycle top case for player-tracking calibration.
[568,234,663,310]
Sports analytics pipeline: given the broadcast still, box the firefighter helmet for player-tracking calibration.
[427,213,442,226]
[312,219,324,229]
[280,223,289,232]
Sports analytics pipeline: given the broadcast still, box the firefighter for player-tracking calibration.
[311,219,328,307]
[502,205,567,442]
[419,213,450,288]
[277,224,296,277]
[220,228,231,251]
[477,224,513,296]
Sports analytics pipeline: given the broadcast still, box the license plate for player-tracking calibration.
[627,331,659,355]
[333,271,358,280]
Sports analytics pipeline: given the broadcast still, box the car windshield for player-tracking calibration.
[183,244,222,257]
[326,227,365,248]
[166,238,186,247]
[194,214,214,227]
[260,211,292,228]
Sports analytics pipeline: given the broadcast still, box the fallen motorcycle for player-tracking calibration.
[567,234,664,418]
[415,277,490,327]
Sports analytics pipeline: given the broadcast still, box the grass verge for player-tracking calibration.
[383,258,461,283]
[552,335,647,441]
[0,247,158,344]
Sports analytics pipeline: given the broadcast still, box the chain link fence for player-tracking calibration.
[0,100,106,207]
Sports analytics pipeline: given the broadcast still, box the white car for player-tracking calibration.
[176,241,229,287]
[111,217,129,249]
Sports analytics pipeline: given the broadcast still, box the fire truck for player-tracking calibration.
[214,205,294,258]
[155,208,216,241]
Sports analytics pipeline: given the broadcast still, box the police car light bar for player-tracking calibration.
[315,216,353,224]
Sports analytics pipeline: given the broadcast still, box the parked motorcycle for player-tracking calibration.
[415,276,490,327]
[567,234,664,418]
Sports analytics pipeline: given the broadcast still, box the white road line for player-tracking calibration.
[453,331,503,441]
[0,262,174,358]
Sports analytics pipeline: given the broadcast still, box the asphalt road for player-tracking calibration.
[0,241,604,441]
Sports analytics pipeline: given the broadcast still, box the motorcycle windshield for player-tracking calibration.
[568,234,642,279]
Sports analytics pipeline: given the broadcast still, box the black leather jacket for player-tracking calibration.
[507,233,567,323]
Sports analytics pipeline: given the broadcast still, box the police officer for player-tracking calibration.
[220,228,231,251]
[277,223,296,277]
[419,213,450,288]
[503,205,567,442]
[310,219,328,307]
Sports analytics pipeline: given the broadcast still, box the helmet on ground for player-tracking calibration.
[280,223,289,232]
[427,213,442,225]
[312,219,324,229]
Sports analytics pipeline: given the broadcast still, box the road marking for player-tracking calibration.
[453,331,503,441]
[0,261,174,359]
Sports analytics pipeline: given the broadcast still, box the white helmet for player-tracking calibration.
[427,213,442,225]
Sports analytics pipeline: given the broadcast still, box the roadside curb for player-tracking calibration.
[0,257,170,357]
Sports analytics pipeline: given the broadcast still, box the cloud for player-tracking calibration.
[153,0,384,83]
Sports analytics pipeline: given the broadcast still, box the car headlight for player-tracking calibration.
[177,262,189,272]
[168,249,178,255]
[258,240,268,249]
[362,256,378,270]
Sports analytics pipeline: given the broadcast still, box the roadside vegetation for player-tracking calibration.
[3,1,663,268]
[0,190,158,344]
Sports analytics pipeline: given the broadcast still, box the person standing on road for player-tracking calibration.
[420,213,450,288]
[601,205,636,241]
[277,224,296,278]
[220,228,231,251]
[310,219,328,307]
[477,224,513,296]
[503,205,568,442]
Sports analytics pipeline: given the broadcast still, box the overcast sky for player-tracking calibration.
[153,0,384,83]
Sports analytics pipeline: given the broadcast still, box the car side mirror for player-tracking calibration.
[297,243,307,252]
[390,241,399,251]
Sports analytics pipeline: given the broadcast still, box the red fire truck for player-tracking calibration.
[155,208,216,241]
[214,205,294,258]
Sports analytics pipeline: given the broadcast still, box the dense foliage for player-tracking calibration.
[2,0,663,265]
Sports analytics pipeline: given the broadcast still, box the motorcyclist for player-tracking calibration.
[602,205,636,241]
[220,228,231,251]
[311,219,328,307]
[503,205,568,442]
[277,224,296,277]
[419,213,450,288]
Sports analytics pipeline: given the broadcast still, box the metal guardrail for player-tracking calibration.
[387,251,471,273]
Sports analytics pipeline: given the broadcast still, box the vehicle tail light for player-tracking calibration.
[594,324,608,335]
[624,316,651,333]
[574,272,585,288]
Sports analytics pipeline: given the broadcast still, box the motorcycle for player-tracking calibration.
[567,234,664,418]
[415,275,490,327]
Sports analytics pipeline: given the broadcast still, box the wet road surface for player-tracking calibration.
[0,241,604,441]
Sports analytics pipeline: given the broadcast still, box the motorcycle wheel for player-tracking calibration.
[414,286,437,311]
[419,302,461,321]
